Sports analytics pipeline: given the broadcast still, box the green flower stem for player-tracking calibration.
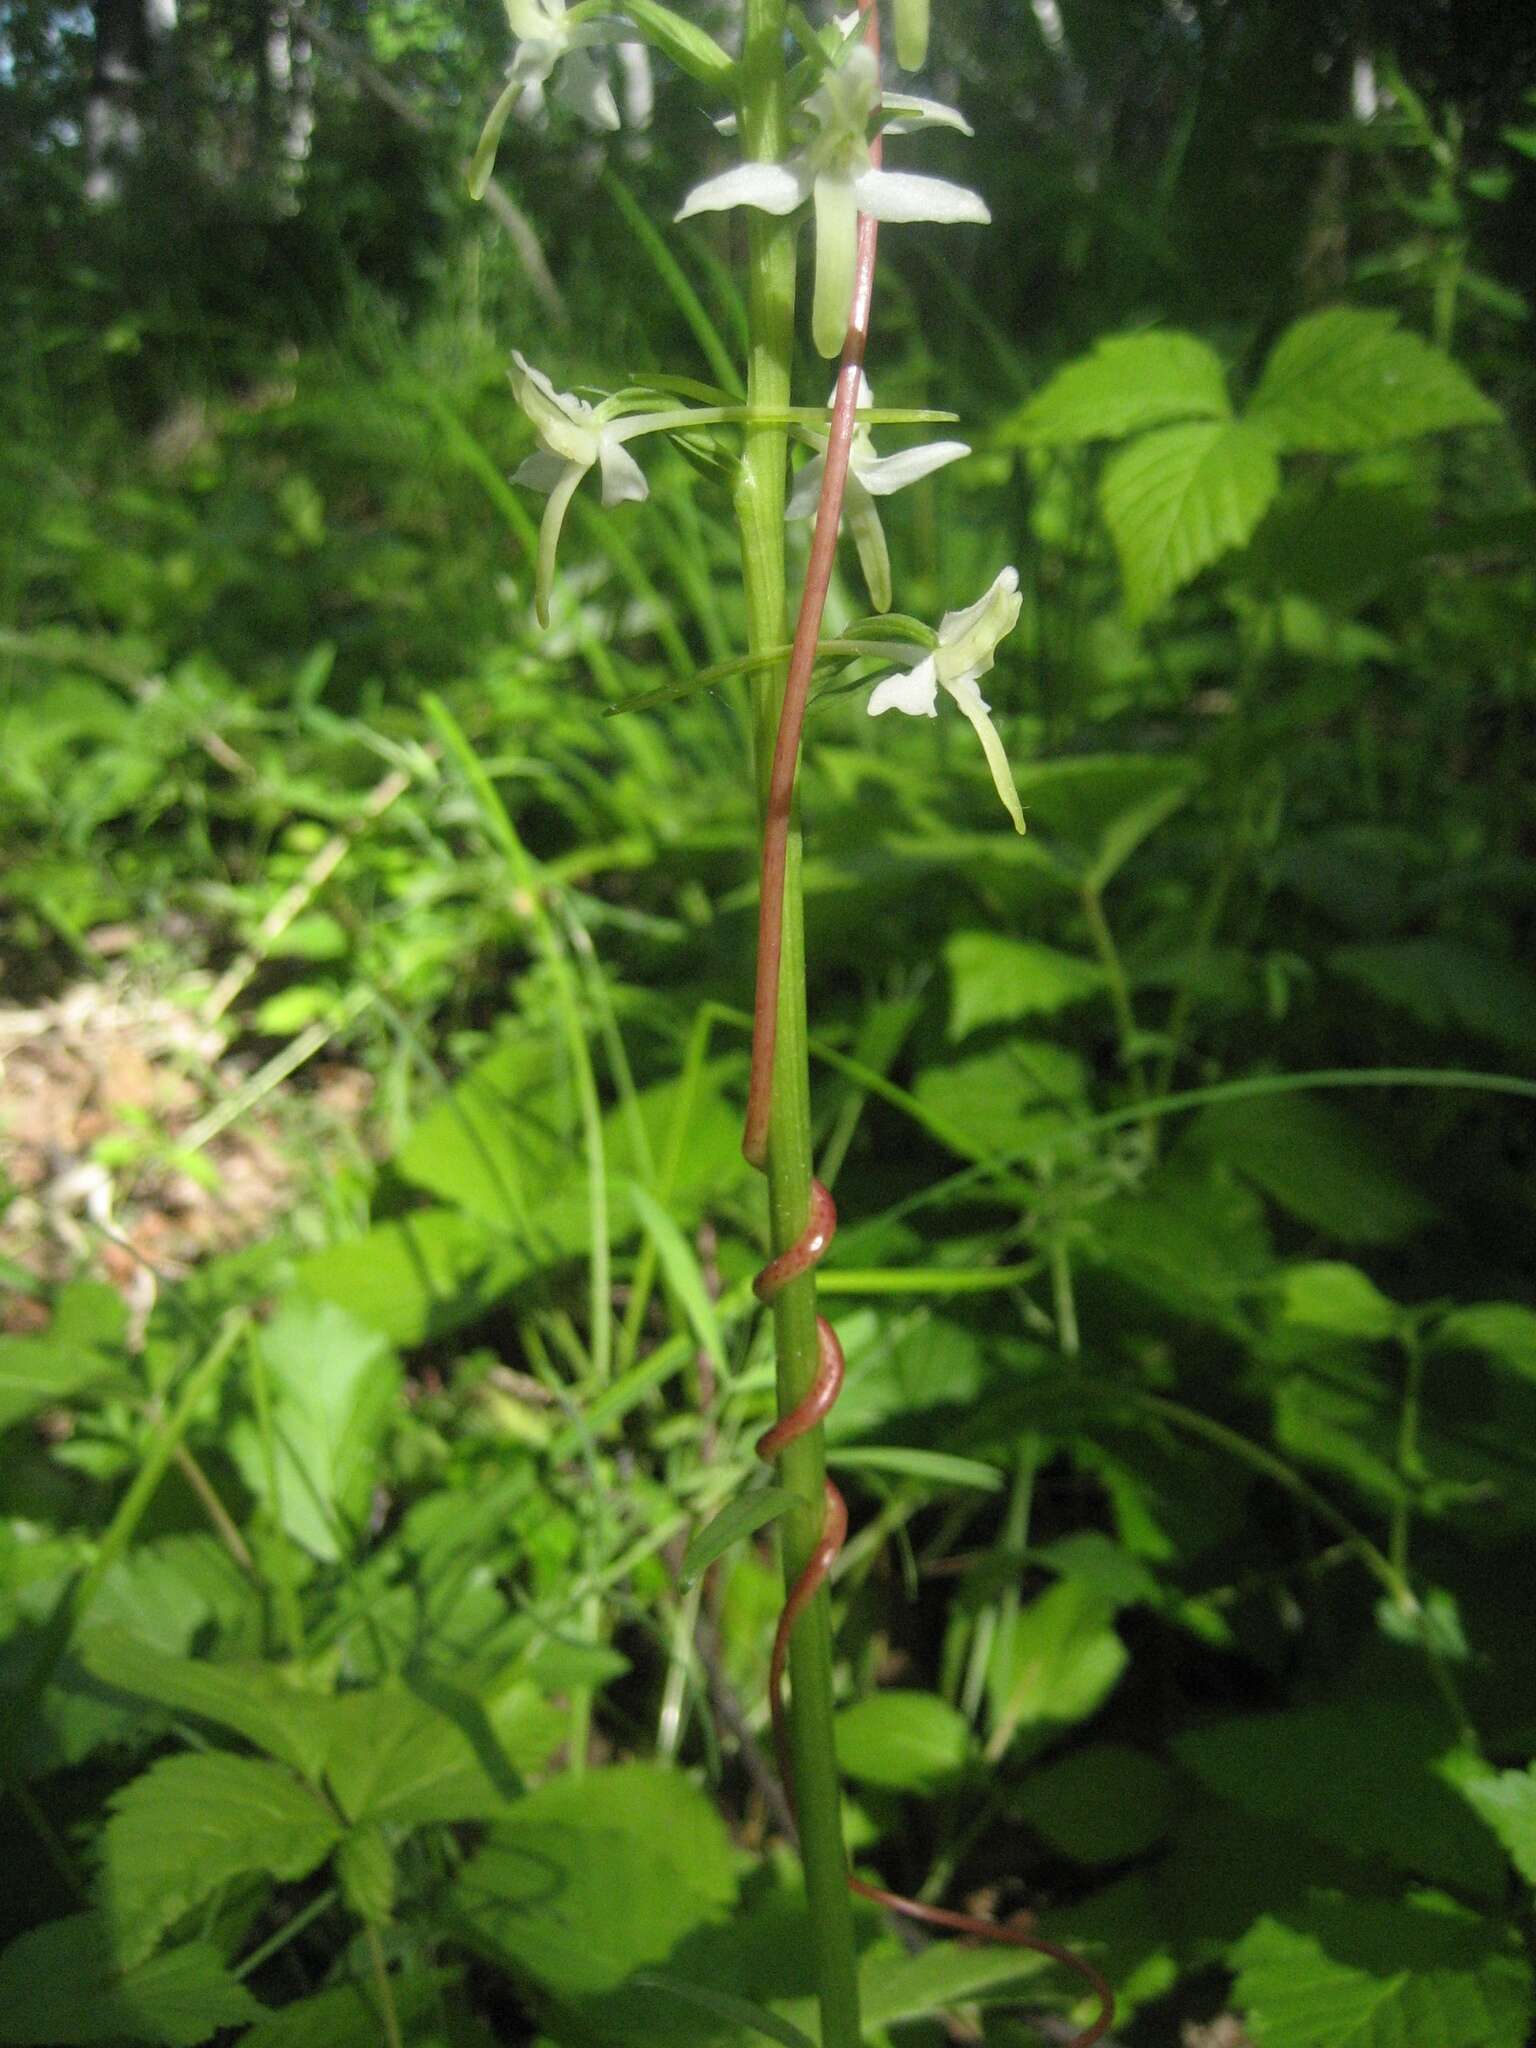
[734,4,863,2044]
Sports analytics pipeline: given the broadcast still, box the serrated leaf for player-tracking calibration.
[228,1299,401,1562]
[682,1488,797,1587]
[322,1681,525,1828]
[456,1766,737,1996]
[1231,1891,1532,2048]
[944,931,1103,1039]
[97,1753,339,1966]
[1007,332,1230,447]
[834,1690,972,1792]
[1276,1263,1401,1342]
[75,1627,331,1779]
[1100,419,1281,619]
[0,1916,265,2046]
[1247,307,1499,453]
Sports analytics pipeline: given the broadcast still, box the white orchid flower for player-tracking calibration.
[786,373,969,611]
[510,351,659,624]
[676,44,988,357]
[470,0,628,197]
[867,568,1027,833]
[503,0,621,128]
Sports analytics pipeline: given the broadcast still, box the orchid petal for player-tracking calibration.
[868,655,939,717]
[943,671,1026,833]
[857,439,971,496]
[513,449,571,494]
[880,91,971,136]
[556,47,621,130]
[675,162,808,221]
[785,455,828,522]
[844,474,893,614]
[597,434,649,506]
[812,172,859,358]
[851,167,990,226]
[937,566,1022,682]
[893,0,929,70]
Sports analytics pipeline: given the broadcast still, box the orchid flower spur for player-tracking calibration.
[786,374,968,612]
[867,567,1027,833]
[676,43,989,358]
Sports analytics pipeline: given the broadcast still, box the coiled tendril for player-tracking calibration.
[750,1183,1115,2045]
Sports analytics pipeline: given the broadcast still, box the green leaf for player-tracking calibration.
[1013,1743,1175,1865]
[1100,419,1281,619]
[0,1283,131,1431]
[681,1488,797,1587]
[1453,1761,1536,1886]
[0,1916,265,2047]
[1006,331,1230,446]
[1433,1304,1536,1380]
[1275,1263,1401,1342]
[992,1578,1128,1747]
[1247,307,1499,453]
[75,1627,331,1780]
[1176,1703,1504,1896]
[858,1940,1053,2025]
[1195,1095,1434,1245]
[454,1765,738,1995]
[630,1181,728,1376]
[913,1042,1087,1164]
[834,1690,972,1792]
[295,1207,527,1347]
[228,1299,401,1562]
[322,1681,525,1828]
[1332,939,1536,1060]
[630,1974,816,2048]
[1231,1891,1532,2048]
[336,1825,395,1925]
[97,1753,339,1966]
[944,931,1103,1039]
[238,1975,455,2048]
[607,1,734,86]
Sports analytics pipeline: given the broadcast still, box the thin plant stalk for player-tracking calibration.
[732,1,868,2040]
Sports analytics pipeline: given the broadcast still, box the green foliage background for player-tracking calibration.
[3,2,1536,2044]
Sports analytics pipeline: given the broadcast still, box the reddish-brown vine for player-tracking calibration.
[738,6,1116,2038]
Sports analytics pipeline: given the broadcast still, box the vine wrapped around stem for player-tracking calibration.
[738,10,1114,2040]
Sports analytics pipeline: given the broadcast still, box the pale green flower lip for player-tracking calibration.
[867,567,1026,833]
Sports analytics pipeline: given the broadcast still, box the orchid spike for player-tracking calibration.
[675,44,988,358]
[786,373,968,612]
[867,567,1026,832]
